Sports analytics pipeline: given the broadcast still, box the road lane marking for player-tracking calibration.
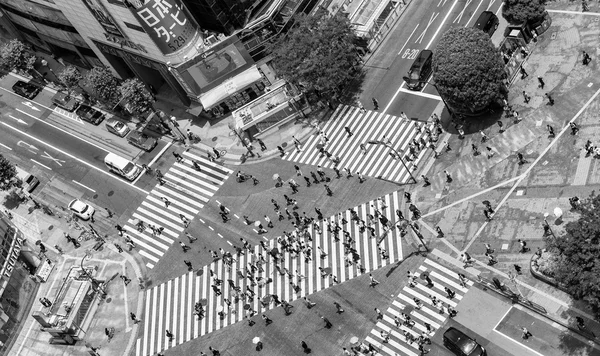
[30,159,52,170]
[465,0,485,26]
[488,0,498,11]
[0,143,12,150]
[8,115,26,124]
[21,101,40,111]
[397,87,441,100]
[1,122,149,194]
[415,12,440,43]
[426,0,460,49]
[17,140,39,153]
[397,24,419,55]
[72,180,96,193]
[454,0,473,23]
[15,108,111,154]
[41,151,65,166]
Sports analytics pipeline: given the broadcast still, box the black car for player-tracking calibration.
[12,81,41,99]
[51,91,80,111]
[443,327,487,356]
[403,50,433,91]
[76,104,105,125]
[474,11,499,37]
[127,130,158,152]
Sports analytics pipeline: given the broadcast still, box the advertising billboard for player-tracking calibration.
[81,0,125,38]
[125,0,199,55]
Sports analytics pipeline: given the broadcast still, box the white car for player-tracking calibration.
[68,199,95,220]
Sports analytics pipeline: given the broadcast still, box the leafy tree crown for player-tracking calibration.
[433,27,507,113]
[0,154,21,191]
[0,39,36,73]
[118,78,153,115]
[85,66,120,105]
[57,65,83,96]
[502,0,546,25]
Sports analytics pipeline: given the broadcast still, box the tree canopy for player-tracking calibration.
[270,11,360,100]
[544,192,600,317]
[85,66,120,105]
[502,0,546,25]
[0,39,36,73]
[57,65,82,96]
[118,78,154,116]
[0,154,21,191]
[433,27,506,114]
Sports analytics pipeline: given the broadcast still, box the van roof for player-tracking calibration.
[104,152,133,168]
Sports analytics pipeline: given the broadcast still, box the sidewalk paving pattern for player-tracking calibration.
[136,191,405,356]
[125,152,232,268]
[364,259,474,356]
[284,105,434,183]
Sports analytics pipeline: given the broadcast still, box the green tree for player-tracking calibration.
[0,39,36,73]
[118,78,154,116]
[85,66,120,105]
[0,154,21,191]
[57,65,83,96]
[433,27,506,115]
[544,192,600,318]
[270,11,361,100]
[502,0,546,25]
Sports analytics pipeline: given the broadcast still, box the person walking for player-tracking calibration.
[497,120,505,134]
[264,215,273,228]
[523,91,531,104]
[359,143,367,154]
[344,126,353,137]
[486,146,496,159]
[472,143,480,156]
[547,124,555,138]
[583,50,592,65]
[334,302,345,313]
[517,152,528,165]
[369,273,379,287]
[277,146,285,156]
[262,314,273,325]
[184,260,193,271]
[303,296,316,308]
[521,327,532,339]
[321,316,333,328]
[257,138,267,151]
[130,312,141,324]
[374,307,383,320]
[436,226,444,238]
[422,175,431,187]
[166,330,174,341]
[161,197,171,208]
[324,184,333,196]
[301,341,311,354]
[444,170,453,183]
[520,66,528,79]
[372,97,379,110]
[179,214,190,228]
[404,191,412,203]
[294,165,302,176]
[538,76,545,89]
[570,122,580,135]
[545,93,555,106]
[357,171,366,183]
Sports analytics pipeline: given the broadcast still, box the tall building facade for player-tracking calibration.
[0,0,318,122]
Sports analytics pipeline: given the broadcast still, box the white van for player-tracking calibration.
[104,153,141,181]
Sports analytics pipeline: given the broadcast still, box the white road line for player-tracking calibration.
[148,141,172,167]
[30,159,52,170]
[1,122,149,194]
[398,87,442,100]
[72,180,96,192]
[0,142,12,150]
[426,0,460,49]
[547,9,600,16]
[397,24,420,55]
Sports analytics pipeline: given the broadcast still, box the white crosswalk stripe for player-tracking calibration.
[284,105,437,183]
[135,191,408,356]
[125,155,232,268]
[359,259,474,356]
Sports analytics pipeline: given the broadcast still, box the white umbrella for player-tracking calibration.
[252,337,261,344]
[350,336,359,345]
[553,207,563,219]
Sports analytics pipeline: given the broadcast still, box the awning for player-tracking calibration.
[199,66,262,109]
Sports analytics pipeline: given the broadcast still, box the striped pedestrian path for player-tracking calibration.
[284,105,435,183]
[135,190,408,356]
[125,151,232,269]
[363,259,474,356]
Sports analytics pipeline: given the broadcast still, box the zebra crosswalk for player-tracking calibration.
[363,259,474,356]
[284,105,436,183]
[136,190,408,356]
[125,151,232,268]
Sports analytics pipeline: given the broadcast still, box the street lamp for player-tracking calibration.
[366,140,416,183]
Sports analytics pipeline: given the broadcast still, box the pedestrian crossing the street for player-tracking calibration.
[284,105,436,183]
[136,190,409,356]
[125,152,232,269]
[363,259,474,356]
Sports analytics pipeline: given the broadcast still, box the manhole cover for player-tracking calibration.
[48,225,54,230]
[212,137,218,142]
[108,191,114,197]
[281,142,288,148]
[93,194,98,199]
[105,298,112,303]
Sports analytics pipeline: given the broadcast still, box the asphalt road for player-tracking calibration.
[367,0,503,119]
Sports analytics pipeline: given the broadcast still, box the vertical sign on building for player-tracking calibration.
[125,0,199,55]
[81,0,126,38]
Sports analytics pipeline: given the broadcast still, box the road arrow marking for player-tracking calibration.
[17,141,39,153]
[8,115,26,125]
[22,101,40,111]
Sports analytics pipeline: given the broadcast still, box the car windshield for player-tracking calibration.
[410,71,420,80]
[460,340,477,354]
[114,121,125,130]
[80,204,89,213]
[123,162,136,174]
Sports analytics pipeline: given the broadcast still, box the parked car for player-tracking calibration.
[68,199,95,220]
[443,327,487,356]
[473,11,499,37]
[105,118,131,137]
[51,91,80,111]
[403,50,433,91]
[76,104,105,125]
[15,167,39,193]
[12,81,41,99]
[127,130,158,152]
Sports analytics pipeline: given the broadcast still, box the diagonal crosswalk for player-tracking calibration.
[125,152,232,269]
[284,105,436,183]
[135,190,408,356]
[363,259,473,356]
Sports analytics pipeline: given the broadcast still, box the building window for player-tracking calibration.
[124,22,145,33]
